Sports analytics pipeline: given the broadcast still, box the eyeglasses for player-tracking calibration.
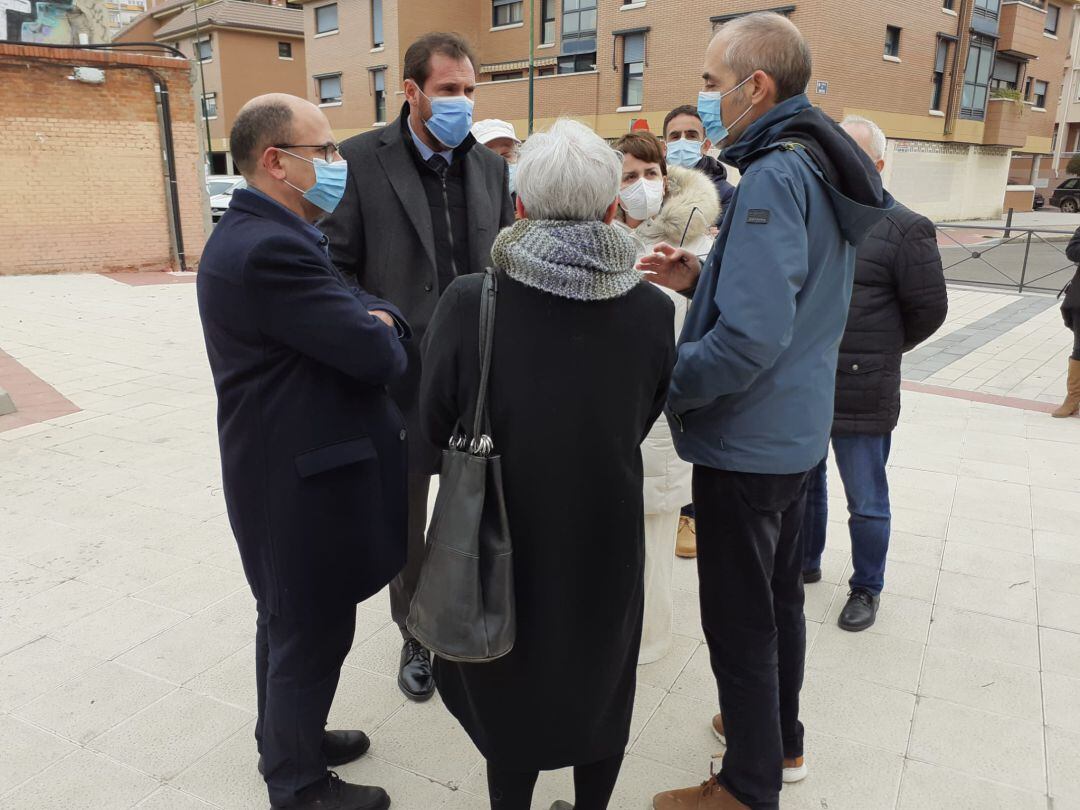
[274,142,340,162]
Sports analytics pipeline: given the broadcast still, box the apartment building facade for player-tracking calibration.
[114,0,307,174]
[298,0,1075,219]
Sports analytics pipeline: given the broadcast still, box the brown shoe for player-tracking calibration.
[676,516,697,558]
[710,715,807,784]
[1052,358,1080,417]
[653,775,748,809]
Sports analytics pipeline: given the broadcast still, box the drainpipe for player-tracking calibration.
[149,72,189,272]
[945,0,971,136]
[1052,4,1080,178]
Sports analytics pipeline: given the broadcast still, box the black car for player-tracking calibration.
[1050,178,1080,212]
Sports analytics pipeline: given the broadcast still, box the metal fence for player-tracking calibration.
[934,221,1077,295]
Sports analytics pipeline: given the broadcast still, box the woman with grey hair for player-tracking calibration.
[419,118,676,809]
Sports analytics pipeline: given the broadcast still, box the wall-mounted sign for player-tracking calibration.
[816,80,828,95]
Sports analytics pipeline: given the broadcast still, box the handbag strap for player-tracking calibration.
[469,269,498,456]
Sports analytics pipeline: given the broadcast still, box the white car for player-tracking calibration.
[207,175,246,222]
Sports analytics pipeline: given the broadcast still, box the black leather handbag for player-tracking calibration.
[406,270,515,663]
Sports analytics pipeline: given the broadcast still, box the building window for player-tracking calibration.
[201,92,217,119]
[371,0,383,45]
[943,0,955,9]
[315,3,338,34]
[562,0,597,56]
[286,1,301,8]
[931,38,950,110]
[990,57,1020,91]
[491,70,523,81]
[195,38,212,61]
[974,0,1000,20]
[317,73,342,105]
[884,26,901,58]
[538,65,556,76]
[278,41,292,59]
[961,35,994,119]
[1031,78,1048,107]
[558,53,596,74]
[493,0,523,26]
[373,68,386,122]
[1046,3,1060,34]
[542,0,556,44]
[622,32,644,106]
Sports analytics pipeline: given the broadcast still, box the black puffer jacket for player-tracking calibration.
[833,201,948,435]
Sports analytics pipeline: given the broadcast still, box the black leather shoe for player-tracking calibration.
[802,568,822,584]
[270,772,389,810]
[397,639,435,702]
[259,731,371,776]
[838,589,880,632]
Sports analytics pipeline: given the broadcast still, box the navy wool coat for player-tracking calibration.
[197,188,411,618]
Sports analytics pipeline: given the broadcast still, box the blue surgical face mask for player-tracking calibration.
[666,138,704,168]
[507,162,518,195]
[418,87,475,148]
[280,150,349,214]
[698,74,754,145]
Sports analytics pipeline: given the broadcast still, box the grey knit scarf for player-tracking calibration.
[490,219,643,301]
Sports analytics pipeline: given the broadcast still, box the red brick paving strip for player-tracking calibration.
[902,381,1058,414]
[99,272,197,286]
[0,348,80,432]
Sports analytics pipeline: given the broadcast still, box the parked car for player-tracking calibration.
[206,175,246,222]
[1050,178,1080,213]
[1033,192,1046,210]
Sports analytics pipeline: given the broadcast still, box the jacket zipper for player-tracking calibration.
[673,412,685,433]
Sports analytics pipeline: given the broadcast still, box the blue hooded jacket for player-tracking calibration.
[668,94,894,475]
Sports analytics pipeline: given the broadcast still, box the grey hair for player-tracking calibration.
[841,115,887,162]
[715,12,811,102]
[514,118,621,222]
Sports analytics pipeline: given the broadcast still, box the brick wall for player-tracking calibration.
[0,45,208,275]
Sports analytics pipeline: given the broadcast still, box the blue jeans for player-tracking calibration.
[801,434,892,595]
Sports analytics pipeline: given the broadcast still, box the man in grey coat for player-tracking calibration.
[320,31,515,702]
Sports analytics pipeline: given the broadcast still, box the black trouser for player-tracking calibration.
[693,466,811,810]
[487,753,624,810]
[1072,320,1080,360]
[255,602,357,806]
[390,473,432,639]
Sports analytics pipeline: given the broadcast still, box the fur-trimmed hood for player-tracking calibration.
[630,165,721,247]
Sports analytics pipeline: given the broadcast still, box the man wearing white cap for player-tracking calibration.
[472,119,521,196]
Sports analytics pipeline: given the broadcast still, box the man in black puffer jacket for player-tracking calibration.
[801,115,947,632]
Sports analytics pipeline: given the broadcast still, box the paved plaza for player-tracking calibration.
[1,272,1079,809]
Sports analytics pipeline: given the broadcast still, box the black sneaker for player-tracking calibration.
[260,730,371,776]
[397,639,435,702]
[838,589,880,632]
[271,772,389,810]
[802,568,822,584]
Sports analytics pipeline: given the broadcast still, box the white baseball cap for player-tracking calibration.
[471,119,521,145]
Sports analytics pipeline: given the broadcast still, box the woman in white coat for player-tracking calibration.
[613,132,719,663]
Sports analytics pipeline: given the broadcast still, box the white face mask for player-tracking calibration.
[619,177,664,221]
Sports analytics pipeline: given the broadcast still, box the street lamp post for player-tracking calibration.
[527,0,535,135]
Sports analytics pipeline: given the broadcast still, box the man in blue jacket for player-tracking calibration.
[198,94,409,810]
[647,14,892,810]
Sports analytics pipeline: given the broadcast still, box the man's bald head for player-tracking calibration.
[230,94,320,177]
[841,115,887,174]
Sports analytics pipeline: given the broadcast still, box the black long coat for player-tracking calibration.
[197,189,411,618]
[1061,228,1080,329]
[320,104,516,474]
[419,271,675,770]
[833,200,948,435]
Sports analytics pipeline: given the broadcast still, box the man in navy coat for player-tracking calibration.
[197,93,409,810]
